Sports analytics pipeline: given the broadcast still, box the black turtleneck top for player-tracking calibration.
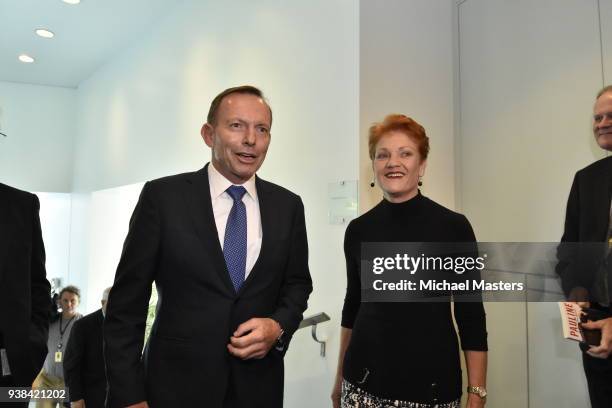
[341,192,488,404]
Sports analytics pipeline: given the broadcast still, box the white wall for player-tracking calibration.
[458,0,604,243]
[0,81,75,192]
[67,184,144,314]
[36,192,72,284]
[70,0,358,405]
[603,0,612,88]
[458,0,606,406]
[360,0,457,212]
[72,0,359,194]
[66,192,92,311]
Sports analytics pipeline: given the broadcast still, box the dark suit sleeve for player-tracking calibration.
[64,319,85,401]
[104,182,159,407]
[453,215,488,351]
[555,173,595,298]
[270,197,312,347]
[29,194,51,378]
[341,222,360,329]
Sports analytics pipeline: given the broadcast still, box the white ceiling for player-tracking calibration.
[0,0,182,88]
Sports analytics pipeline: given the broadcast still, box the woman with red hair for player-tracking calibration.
[331,114,488,408]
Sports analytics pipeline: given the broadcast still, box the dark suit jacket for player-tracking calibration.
[64,309,106,408]
[557,156,612,299]
[0,183,51,386]
[104,164,312,408]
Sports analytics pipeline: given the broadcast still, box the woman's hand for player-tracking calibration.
[466,393,486,408]
[463,351,487,408]
[331,378,342,408]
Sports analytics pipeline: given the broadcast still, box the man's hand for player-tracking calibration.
[583,317,612,359]
[71,400,85,408]
[125,402,149,408]
[466,393,486,408]
[227,318,281,360]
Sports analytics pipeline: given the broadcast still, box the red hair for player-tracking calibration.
[368,114,429,160]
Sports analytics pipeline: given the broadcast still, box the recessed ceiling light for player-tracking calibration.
[35,29,55,38]
[18,54,35,63]
[62,0,80,4]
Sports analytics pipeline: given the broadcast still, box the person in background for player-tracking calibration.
[0,183,51,408]
[34,285,82,408]
[332,114,488,408]
[557,85,612,408]
[64,287,112,408]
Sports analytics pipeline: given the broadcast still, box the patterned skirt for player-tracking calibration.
[341,380,461,408]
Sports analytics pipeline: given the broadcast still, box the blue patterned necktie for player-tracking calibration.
[223,185,247,292]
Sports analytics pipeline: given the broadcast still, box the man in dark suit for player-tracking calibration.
[0,183,51,407]
[64,287,112,408]
[104,85,312,408]
[557,85,612,408]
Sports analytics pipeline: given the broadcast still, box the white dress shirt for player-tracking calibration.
[208,163,262,277]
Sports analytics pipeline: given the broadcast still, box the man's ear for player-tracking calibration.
[202,123,214,148]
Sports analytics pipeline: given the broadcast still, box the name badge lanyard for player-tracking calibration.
[55,316,76,363]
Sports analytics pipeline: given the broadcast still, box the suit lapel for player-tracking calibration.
[184,164,235,294]
[594,157,612,237]
[606,156,612,204]
[604,157,612,231]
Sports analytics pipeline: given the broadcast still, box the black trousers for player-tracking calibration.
[583,352,612,408]
[222,375,283,408]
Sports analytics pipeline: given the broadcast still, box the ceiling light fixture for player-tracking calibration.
[18,54,35,63]
[35,29,55,38]
[62,0,81,4]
